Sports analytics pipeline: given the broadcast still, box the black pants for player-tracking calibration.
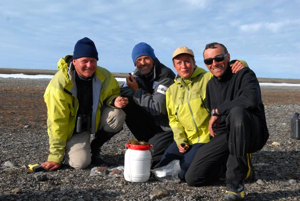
[90,130,118,155]
[122,98,173,168]
[185,107,268,186]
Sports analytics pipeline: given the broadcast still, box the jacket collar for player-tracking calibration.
[212,62,233,82]
[175,66,207,85]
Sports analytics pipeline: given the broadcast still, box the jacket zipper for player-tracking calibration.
[186,85,199,134]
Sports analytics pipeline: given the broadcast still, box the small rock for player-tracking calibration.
[11,188,21,194]
[150,187,169,200]
[185,195,195,201]
[3,161,16,168]
[24,125,30,128]
[272,142,280,146]
[289,179,297,185]
[59,196,69,201]
[33,172,48,181]
[256,179,264,185]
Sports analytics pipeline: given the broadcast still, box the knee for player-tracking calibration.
[112,109,126,131]
[69,158,91,169]
[185,167,209,187]
[185,172,199,186]
[227,107,250,126]
[102,108,126,133]
[68,153,91,169]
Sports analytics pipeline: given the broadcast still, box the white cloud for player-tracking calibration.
[240,23,263,32]
[265,22,285,33]
[183,0,208,8]
[239,19,300,33]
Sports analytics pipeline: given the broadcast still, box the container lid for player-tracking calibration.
[126,143,152,150]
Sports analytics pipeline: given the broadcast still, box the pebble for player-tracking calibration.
[272,142,280,146]
[256,179,264,185]
[288,179,297,185]
[33,172,48,181]
[150,187,169,200]
[24,124,30,129]
[3,161,16,168]
[11,188,21,194]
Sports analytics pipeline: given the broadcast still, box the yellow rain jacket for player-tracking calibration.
[167,60,248,146]
[166,66,212,146]
[44,55,120,163]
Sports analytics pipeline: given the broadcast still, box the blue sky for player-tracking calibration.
[1,0,299,79]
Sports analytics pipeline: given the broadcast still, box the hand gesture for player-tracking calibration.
[41,161,61,171]
[230,60,244,73]
[126,74,139,92]
[178,143,189,153]
[208,116,221,137]
[114,96,128,108]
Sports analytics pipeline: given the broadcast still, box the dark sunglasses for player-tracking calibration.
[204,54,228,65]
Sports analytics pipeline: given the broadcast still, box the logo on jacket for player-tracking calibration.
[157,84,168,95]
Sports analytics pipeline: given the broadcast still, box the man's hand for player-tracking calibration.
[208,116,221,137]
[126,74,139,92]
[230,60,244,73]
[114,96,128,108]
[41,161,61,171]
[178,143,189,153]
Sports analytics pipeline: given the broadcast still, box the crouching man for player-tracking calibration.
[185,42,269,200]
[41,37,127,171]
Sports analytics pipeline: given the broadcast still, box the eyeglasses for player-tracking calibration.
[204,54,228,65]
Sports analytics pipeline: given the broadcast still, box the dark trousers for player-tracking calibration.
[123,99,173,168]
[158,142,204,180]
[90,130,117,155]
[185,107,268,186]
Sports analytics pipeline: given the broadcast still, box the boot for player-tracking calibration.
[225,180,245,200]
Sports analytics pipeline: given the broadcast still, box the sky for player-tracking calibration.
[1,0,299,79]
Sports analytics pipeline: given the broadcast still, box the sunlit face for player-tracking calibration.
[73,57,97,78]
[135,56,154,75]
[203,45,230,78]
[173,54,195,78]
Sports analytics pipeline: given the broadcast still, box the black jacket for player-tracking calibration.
[206,64,269,137]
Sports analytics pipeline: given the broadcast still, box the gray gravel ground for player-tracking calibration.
[0,78,300,201]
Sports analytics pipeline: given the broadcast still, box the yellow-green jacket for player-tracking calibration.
[166,66,212,146]
[44,55,120,163]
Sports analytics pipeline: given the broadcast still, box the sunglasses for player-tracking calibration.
[204,54,228,65]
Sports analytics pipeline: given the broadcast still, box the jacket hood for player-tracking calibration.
[57,55,74,83]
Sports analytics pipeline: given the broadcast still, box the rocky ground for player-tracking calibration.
[0,78,300,201]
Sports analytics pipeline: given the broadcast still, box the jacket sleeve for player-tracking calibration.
[102,71,121,108]
[218,68,261,115]
[44,85,74,163]
[230,60,249,69]
[132,77,174,118]
[166,89,187,146]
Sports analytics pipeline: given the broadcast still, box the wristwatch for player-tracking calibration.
[211,109,219,116]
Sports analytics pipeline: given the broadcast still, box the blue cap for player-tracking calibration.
[73,37,98,60]
[131,42,156,64]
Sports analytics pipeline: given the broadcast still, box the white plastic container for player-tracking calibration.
[124,143,152,182]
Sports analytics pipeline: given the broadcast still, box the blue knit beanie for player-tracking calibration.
[73,37,98,60]
[131,42,156,64]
